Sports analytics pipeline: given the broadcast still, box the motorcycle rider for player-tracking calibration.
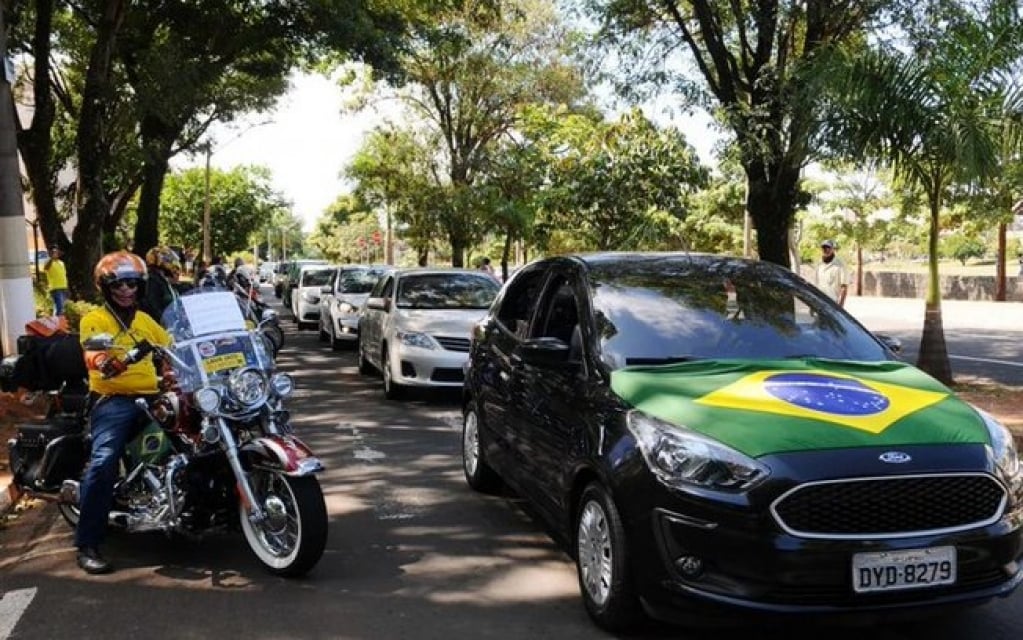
[140,245,187,321]
[75,251,172,574]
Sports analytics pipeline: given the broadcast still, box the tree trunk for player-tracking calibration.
[996,222,1006,301]
[746,163,800,268]
[133,138,172,255]
[855,243,863,296]
[916,196,952,384]
[500,227,513,282]
[72,0,128,299]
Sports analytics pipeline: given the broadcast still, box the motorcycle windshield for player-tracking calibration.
[161,290,272,391]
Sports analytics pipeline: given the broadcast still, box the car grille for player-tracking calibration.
[431,368,464,383]
[434,336,471,352]
[771,473,1006,539]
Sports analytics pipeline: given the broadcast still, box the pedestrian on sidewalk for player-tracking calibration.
[816,239,849,307]
[42,245,69,316]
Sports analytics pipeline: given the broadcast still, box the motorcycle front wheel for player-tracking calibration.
[239,470,327,577]
[58,503,80,528]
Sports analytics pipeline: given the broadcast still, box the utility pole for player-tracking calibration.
[202,143,212,263]
[0,12,37,355]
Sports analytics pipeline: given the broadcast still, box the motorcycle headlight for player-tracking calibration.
[271,373,294,398]
[977,407,1021,481]
[228,367,269,407]
[627,410,769,492]
[194,386,222,413]
[397,331,437,349]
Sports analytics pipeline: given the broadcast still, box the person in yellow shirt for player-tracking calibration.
[42,245,69,315]
[75,251,172,575]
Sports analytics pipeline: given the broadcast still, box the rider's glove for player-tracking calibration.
[98,356,128,379]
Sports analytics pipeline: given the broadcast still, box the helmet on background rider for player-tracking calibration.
[94,251,148,302]
[145,246,182,279]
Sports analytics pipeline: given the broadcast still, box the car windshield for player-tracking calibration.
[396,273,499,309]
[588,258,889,369]
[301,268,334,287]
[338,268,388,294]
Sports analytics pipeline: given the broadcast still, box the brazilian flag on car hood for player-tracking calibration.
[610,359,988,458]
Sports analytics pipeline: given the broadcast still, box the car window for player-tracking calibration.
[338,268,388,294]
[533,274,579,344]
[371,275,394,298]
[301,268,333,287]
[396,273,499,309]
[495,267,548,338]
[588,260,889,369]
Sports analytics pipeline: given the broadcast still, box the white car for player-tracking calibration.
[357,268,501,399]
[290,264,335,329]
[318,265,391,350]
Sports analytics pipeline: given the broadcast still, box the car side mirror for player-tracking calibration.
[875,332,902,355]
[519,337,575,368]
[366,297,390,312]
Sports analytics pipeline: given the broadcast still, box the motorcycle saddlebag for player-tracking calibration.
[8,414,87,491]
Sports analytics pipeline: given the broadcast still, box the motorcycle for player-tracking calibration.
[5,289,327,576]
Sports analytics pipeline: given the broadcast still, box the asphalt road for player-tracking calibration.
[2,290,1023,640]
[845,296,1023,386]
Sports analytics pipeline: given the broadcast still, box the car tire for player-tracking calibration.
[462,404,500,492]
[357,336,374,375]
[330,325,344,351]
[318,323,329,342]
[381,346,404,400]
[576,483,642,633]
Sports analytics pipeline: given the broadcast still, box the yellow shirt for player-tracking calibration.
[43,259,68,290]
[80,306,172,395]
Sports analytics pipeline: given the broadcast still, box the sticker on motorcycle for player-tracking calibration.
[202,352,246,373]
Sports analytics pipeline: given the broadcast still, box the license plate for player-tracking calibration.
[852,546,956,593]
[202,352,246,373]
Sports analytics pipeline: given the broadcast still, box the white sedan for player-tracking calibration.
[290,265,335,330]
[318,265,391,350]
[357,268,500,399]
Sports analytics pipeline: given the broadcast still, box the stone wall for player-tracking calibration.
[860,272,1023,301]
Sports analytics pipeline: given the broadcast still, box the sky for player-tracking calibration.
[182,71,723,233]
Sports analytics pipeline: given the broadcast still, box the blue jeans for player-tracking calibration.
[51,289,68,315]
[74,396,146,549]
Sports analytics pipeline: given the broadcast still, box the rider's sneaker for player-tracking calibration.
[76,547,112,575]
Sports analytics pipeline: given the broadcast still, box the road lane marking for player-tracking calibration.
[0,588,36,640]
[950,354,1023,368]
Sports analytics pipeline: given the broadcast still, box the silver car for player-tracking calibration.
[318,265,391,350]
[357,268,501,399]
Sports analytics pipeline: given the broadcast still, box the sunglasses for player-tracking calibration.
[111,279,140,290]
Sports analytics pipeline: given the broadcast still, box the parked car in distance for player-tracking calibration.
[358,268,500,399]
[318,265,391,351]
[281,259,328,308]
[290,264,335,330]
[258,261,277,283]
[461,252,1023,632]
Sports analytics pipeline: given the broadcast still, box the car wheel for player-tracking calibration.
[357,336,374,375]
[330,324,344,351]
[462,404,500,492]
[576,483,641,632]
[318,322,329,342]
[381,346,404,400]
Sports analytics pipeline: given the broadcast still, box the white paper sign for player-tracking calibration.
[180,292,246,335]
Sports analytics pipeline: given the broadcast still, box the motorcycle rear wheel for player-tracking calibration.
[58,503,80,528]
[240,470,327,577]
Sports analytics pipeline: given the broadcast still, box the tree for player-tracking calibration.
[158,165,289,258]
[387,0,585,265]
[582,0,890,267]
[820,0,1023,383]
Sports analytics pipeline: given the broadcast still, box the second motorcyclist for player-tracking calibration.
[75,251,172,575]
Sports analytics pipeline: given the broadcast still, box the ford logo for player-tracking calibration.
[879,451,912,464]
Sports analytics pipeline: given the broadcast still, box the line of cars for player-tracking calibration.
[271,253,1023,632]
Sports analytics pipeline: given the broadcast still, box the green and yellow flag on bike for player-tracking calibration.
[611,359,989,458]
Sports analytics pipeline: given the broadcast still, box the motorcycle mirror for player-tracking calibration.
[82,333,115,351]
[259,308,278,326]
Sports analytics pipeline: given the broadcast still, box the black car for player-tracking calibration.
[461,252,1023,631]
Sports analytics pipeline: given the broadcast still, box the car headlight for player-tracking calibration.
[977,407,1020,480]
[194,386,222,413]
[271,373,294,398]
[337,301,356,314]
[397,331,437,349]
[627,410,770,492]
[228,367,269,407]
